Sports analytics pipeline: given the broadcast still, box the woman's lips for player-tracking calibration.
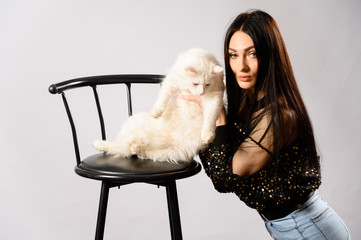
[238,76,251,82]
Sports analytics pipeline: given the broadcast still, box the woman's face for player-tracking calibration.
[228,30,258,92]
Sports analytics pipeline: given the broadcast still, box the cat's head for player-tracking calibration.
[182,65,223,96]
[173,48,224,96]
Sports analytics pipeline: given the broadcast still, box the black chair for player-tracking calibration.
[48,75,202,240]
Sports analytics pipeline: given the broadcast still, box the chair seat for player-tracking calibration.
[75,153,202,183]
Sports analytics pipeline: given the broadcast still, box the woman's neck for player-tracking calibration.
[246,89,265,101]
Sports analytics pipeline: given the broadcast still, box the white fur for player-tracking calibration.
[93,48,224,163]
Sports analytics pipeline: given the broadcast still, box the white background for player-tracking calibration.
[1,0,360,239]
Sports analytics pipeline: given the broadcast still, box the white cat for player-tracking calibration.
[93,48,224,163]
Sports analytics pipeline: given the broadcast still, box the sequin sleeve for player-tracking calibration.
[199,125,241,193]
[199,123,321,212]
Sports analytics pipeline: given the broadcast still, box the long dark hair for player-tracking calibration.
[224,10,319,170]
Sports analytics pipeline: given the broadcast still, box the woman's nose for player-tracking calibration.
[238,57,249,72]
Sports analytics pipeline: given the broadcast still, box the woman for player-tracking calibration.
[182,10,351,239]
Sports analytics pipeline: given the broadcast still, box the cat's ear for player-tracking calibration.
[184,66,197,74]
[212,65,224,73]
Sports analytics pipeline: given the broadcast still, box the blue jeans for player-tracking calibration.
[263,191,351,240]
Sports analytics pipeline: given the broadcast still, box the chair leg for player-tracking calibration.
[95,181,110,240]
[165,181,183,240]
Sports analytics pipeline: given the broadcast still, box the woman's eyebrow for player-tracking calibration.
[228,46,255,52]
[244,46,255,51]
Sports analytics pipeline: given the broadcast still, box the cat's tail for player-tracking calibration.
[93,140,111,152]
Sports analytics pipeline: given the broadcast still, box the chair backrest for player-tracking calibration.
[49,74,164,165]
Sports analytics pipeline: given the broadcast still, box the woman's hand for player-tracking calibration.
[179,89,202,104]
[216,108,227,126]
[179,89,226,126]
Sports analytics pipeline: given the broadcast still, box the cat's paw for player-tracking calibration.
[93,140,109,152]
[201,130,215,144]
[150,107,164,118]
[129,142,139,155]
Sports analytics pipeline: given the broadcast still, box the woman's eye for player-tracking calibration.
[249,52,257,58]
[229,53,237,59]
[193,83,199,86]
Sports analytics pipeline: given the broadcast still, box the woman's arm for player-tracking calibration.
[232,112,274,176]
[199,125,235,193]
[232,107,298,177]
[181,90,273,176]
[181,90,275,176]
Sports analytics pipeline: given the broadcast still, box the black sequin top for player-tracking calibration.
[199,122,321,212]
